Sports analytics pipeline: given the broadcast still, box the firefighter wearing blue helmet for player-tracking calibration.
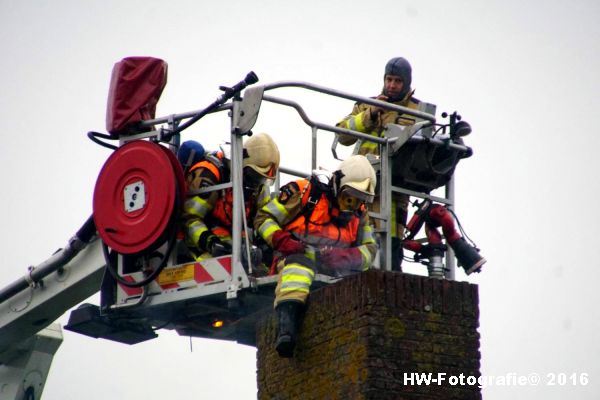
[177,140,205,172]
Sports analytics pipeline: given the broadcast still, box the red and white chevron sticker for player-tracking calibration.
[117,256,233,300]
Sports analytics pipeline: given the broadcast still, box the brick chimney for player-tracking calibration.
[256,270,481,400]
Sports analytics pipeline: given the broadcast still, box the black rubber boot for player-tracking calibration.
[275,301,302,358]
[391,237,403,272]
[449,237,486,275]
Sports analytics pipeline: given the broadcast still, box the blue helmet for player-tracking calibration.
[177,140,205,168]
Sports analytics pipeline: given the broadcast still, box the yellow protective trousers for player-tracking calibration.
[274,254,316,307]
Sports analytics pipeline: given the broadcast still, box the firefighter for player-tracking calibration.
[177,140,205,173]
[255,155,377,357]
[336,56,422,271]
[180,133,280,264]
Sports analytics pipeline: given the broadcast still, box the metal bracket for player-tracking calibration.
[386,123,426,154]
[124,180,146,212]
[235,85,264,134]
[226,281,240,300]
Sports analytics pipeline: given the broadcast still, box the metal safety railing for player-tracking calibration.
[136,77,468,281]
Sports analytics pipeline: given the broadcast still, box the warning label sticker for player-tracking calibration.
[158,264,195,285]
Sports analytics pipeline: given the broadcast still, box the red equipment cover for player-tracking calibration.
[106,57,168,135]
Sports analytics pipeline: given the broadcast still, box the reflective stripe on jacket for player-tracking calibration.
[336,90,421,155]
[183,155,270,250]
[255,178,377,270]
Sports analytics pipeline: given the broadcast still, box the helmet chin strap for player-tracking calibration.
[243,183,259,198]
[332,211,353,228]
[331,199,359,227]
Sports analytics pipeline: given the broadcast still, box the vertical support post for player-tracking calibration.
[167,113,181,270]
[445,176,456,280]
[379,141,392,271]
[228,99,247,295]
[166,114,180,150]
[311,126,317,171]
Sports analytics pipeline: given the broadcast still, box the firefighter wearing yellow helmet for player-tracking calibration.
[181,133,279,262]
[254,155,377,357]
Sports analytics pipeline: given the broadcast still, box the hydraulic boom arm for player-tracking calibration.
[0,217,104,400]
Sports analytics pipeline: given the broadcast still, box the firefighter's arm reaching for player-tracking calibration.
[254,181,305,253]
[319,210,377,272]
[336,101,383,146]
[182,162,222,254]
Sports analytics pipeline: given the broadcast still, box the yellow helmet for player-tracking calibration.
[243,132,280,180]
[335,155,377,204]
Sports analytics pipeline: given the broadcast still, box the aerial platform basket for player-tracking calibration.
[67,58,475,347]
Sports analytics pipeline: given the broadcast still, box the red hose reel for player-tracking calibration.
[93,140,185,254]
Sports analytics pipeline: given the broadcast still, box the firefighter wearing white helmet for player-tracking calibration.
[335,57,424,271]
[181,133,279,263]
[254,154,377,358]
[334,153,377,205]
[242,131,280,189]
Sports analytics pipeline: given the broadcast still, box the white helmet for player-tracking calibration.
[243,133,280,179]
[335,155,377,204]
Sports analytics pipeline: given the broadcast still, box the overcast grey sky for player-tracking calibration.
[1,1,599,399]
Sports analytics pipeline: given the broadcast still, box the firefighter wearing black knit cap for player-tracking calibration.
[336,57,423,271]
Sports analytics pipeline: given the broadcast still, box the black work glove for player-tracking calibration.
[208,236,232,257]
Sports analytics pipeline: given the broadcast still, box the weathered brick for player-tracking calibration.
[256,270,481,400]
[384,271,397,308]
[395,273,407,310]
[431,278,443,314]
